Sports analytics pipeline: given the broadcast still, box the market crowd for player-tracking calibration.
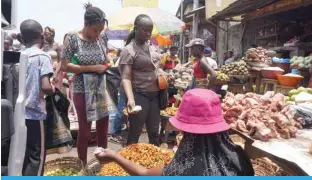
[4,3,266,176]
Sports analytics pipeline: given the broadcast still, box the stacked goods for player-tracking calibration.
[99,143,174,176]
[245,47,272,64]
[286,87,312,103]
[222,91,301,141]
[171,63,193,89]
[290,56,312,69]
[160,107,178,116]
[220,61,249,76]
[215,71,230,84]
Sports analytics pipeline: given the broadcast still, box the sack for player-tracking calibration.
[159,89,169,110]
[83,73,117,122]
[45,89,72,149]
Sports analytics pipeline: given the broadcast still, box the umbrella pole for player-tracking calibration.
[179,0,184,62]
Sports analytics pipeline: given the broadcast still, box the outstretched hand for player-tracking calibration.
[94,148,118,163]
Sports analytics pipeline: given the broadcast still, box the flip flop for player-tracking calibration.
[109,136,125,144]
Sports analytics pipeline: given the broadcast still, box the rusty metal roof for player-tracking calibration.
[211,0,280,20]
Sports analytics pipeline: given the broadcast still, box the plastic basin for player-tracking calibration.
[277,75,303,87]
[261,69,284,79]
[272,62,290,74]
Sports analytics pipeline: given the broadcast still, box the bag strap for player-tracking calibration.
[96,34,109,63]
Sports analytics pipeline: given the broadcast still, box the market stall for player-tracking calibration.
[222,90,312,176]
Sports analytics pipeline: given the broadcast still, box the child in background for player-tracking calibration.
[20,19,54,176]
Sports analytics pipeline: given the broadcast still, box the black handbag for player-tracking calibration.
[159,88,169,110]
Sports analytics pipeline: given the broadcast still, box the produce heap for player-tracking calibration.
[220,61,249,76]
[222,92,302,141]
[170,63,193,89]
[99,143,174,176]
[286,87,312,104]
[44,168,79,176]
[245,47,272,64]
[290,56,312,69]
[215,71,230,84]
[161,107,178,116]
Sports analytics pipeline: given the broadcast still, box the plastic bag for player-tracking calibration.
[45,89,72,149]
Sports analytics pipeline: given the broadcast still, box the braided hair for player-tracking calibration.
[84,2,108,27]
[125,14,152,46]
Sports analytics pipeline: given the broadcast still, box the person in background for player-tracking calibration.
[160,46,180,72]
[119,14,163,146]
[251,44,258,48]
[42,27,64,91]
[224,50,235,64]
[186,38,216,89]
[95,89,255,176]
[108,48,127,144]
[61,3,111,164]
[20,19,54,176]
[11,33,26,51]
[204,47,218,70]
[3,34,13,51]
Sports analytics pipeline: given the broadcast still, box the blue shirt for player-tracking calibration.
[24,46,53,120]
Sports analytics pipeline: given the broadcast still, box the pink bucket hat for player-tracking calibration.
[169,89,229,134]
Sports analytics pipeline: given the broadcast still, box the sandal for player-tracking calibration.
[109,136,125,144]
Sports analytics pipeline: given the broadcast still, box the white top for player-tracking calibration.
[206,57,218,69]
[225,57,235,64]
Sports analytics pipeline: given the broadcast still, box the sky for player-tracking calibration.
[14,0,181,48]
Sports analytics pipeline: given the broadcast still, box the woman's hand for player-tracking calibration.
[94,148,118,163]
[127,98,136,110]
[94,64,110,74]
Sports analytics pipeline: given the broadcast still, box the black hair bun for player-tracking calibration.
[84,2,93,9]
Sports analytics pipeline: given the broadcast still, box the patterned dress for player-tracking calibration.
[62,32,109,93]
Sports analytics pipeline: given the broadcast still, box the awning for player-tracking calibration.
[210,0,280,20]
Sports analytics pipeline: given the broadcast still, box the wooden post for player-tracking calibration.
[192,0,199,38]
[179,0,184,61]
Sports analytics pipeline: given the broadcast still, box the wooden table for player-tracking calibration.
[229,128,311,176]
[249,69,262,94]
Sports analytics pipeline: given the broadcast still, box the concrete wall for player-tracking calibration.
[216,21,228,65]
[227,22,243,59]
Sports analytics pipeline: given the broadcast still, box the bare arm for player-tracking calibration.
[41,75,54,95]
[114,154,163,176]
[120,64,135,107]
[60,59,106,74]
[95,148,163,176]
[200,57,217,87]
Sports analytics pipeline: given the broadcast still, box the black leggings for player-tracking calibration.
[127,90,160,146]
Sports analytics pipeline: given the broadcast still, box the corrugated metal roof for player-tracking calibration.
[211,0,280,19]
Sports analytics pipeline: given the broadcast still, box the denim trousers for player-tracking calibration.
[109,89,127,136]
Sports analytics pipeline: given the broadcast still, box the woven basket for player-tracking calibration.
[44,157,84,176]
[84,158,101,176]
[252,158,290,176]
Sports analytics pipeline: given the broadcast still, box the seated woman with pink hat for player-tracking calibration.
[94,89,254,176]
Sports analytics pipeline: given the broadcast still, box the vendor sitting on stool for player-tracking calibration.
[159,46,180,143]
[160,45,180,72]
[95,89,255,176]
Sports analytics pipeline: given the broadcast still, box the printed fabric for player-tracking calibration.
[24,46,53,120]
[162,132,255,176]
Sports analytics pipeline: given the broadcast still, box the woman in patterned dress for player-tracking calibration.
[61,3,110,164]
[94,89,254,176]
